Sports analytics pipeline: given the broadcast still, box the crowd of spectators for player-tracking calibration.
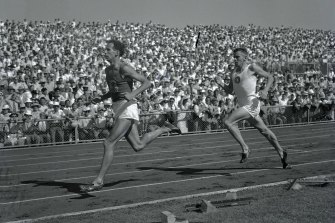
[0,19,335,147]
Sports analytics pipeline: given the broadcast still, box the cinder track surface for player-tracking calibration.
[1,122,334,222]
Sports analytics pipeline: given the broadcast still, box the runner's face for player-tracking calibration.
[234,51,246,68]
[105,43,118,61]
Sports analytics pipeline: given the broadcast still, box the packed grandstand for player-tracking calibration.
[0,19,334,147]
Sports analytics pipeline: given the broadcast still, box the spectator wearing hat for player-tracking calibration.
[5,85,16,100]
[62,85,75,102]
[318,94,333,121]
[6,93,20,113]
[319,77,327,90]
[45,75,55,92]
[91,106,112,139]
[77,106,95,140]
[300,90,312,119]
[37,112,51,144]
[39,88,51,102]
[38,80,47,92]
[24,98,33,112]
[321,91,335,120]
[268,97,286,126]
[191,97,206,132]
[63,102,81,142]
[75,97,86,115]
[176,98,192,133]
[21,87,32,104]
[81,85,92,103]
[52,88,66,102]
[22,110,41,145]
[47,101,65,143]
[30,76,41,91]
[3,112,22,146]
[200,96,213,131]
[103,100,114,118]
[62,99,72,114]
[309,94,322,121]
[138,95,152,132]
[8,78,20,92]
[161,81,172,95]
[291,94,304,123]
[1,104,11,119]
[17,85,26,98]
[0,104,12,143]
[208,98,221,130]
[0,81,7,97]
[31,102,41,120]
[16,103,26,120]
[30,90,40,102]
[38,97,49,113]
[75,82,85,99]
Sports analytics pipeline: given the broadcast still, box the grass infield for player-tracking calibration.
[41,181,335,223]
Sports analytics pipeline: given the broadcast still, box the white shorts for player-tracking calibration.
[242,97,261,118]
[112,100,139,121]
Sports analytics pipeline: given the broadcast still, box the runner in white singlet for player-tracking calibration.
[232,64,260,118]
[215,48,290,169]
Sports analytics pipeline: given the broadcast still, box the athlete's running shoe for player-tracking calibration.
[163,121,182,135]
[240,151,249,163]
[80,183,104,193]
[281,151,292,169]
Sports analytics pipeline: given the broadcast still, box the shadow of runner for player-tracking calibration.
[20,179,137,199]
[137,166,279,176]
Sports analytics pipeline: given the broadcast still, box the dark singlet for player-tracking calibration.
[105,63,134,102]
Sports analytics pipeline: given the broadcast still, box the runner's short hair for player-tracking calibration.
[233,47,248,55]
[107,39,126,56]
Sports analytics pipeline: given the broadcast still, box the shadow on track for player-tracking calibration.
[20,179,137,199]
[137,166,280,176]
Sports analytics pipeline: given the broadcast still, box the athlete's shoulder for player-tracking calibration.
[119,61,133,72]
[105,65,112,74]
[249,62,265,73]
[248,63,258,71]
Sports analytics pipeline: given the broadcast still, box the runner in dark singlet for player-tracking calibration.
[80,39,181,192]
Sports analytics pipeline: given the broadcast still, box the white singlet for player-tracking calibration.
[232,64,260,117]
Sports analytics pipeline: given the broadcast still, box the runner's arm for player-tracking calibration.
[122,65,151,101]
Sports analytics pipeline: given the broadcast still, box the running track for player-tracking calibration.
[1,122,335,222]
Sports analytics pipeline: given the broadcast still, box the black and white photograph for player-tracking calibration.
[0,0,334,222]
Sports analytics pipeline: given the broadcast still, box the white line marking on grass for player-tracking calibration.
[4,172,335,223]
[1,158,334,205]
[1,125,334,159]
[1,133,333,168]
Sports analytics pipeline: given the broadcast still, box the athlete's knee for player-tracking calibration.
[223,119,233,129]
[132,143,145,152]
[103,139,116,150]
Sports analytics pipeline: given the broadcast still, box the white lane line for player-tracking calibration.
[5,172,335,223]
[0,142,323,188]
[1,133,332,168]
[1,125,334,159]
[1,157,334,206]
